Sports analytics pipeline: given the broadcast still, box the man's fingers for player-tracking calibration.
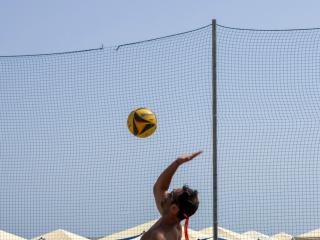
[190,150,203,159]
[176,150,203,164]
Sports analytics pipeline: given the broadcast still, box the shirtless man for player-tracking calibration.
[141,151,202,240]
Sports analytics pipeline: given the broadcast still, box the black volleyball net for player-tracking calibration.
[217,25,320,238]
[1,22,320,240]
[0,26,213,239]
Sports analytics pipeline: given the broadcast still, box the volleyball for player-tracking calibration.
[127,108,157,138]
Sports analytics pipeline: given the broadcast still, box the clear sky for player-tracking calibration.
[1,0,320,55]
[1,1,320,239]
[0,23,213,239]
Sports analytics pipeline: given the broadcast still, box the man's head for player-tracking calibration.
[161,185,199,221]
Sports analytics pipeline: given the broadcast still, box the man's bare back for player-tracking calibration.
[140,219,182,240]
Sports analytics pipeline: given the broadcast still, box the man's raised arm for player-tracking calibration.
[153,151,203,215]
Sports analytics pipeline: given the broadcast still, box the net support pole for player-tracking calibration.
[212,19,218,240]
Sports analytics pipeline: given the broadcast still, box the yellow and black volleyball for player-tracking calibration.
[127,108,157,138]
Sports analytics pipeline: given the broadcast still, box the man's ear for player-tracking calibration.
[170,204,179,214]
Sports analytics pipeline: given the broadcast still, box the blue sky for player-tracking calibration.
[1,1,320,239]
[0,23,213,239]
[1,0,320,55]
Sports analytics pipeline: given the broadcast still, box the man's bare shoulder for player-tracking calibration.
[151,231,166,240]
[141,230,165,240]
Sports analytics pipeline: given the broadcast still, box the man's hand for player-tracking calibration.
[153,150,203,215]
[176,150,203,165]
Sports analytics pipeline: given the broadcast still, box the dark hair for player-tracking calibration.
[174,185,199,221]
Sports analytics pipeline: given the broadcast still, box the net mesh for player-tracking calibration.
[0,26,212,239]
[1,23,320,240]
[217,25,320,237]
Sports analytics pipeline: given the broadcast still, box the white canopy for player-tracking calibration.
[32,229,89,240]
[299,228,320,238]
[271,232,292,240]
[0,230,26,240]
[100,220,157,240]
[182,228,210,240]
[242,231,272,240]
[199,226,254,240]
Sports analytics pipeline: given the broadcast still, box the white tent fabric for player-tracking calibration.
[100,220,157,240]
[0,230,26,240]
[271,232,293,240]
[182,228,210,240]
[199,226,254,240]
[31,229,89,240]
[242,231,273,240]
[299,228,320,238]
